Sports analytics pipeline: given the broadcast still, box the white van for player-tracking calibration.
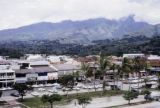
[150,91,160,101]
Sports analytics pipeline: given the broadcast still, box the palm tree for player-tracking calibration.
[91,64,97,92]
[110,63,118,90]
[81,62,91,93]
[98,53,110,93]
[116,65,123,90]
[81,62,90,82]
[122,58,133,90]
[0,91,2,101]
[157,72,160,89]
[81,62,90,76]
[133,57,146,91]
[144,77,149,88]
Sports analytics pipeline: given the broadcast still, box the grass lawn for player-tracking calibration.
[21,90,125,108]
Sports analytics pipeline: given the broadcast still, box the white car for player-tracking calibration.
[48,88,58,93]
[31,92,40,96]
[88,85,94,89]
[52,83,62,89]
[45,83,52,87]
[39,84,44,87]
[32,84,39,88]
[73,87,80,91]
[83,85,88,89]
[76,83,84,88]
[151,77,158,81]
[0,87,7,90]
[38,88,45,91]
[150,91,160,101]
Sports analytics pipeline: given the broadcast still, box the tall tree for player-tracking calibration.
[133,57,146,90]
[110,63,118,90]
[117,65,123,90]
[157,72,160,89]
[59,74,74,97]
[0,91,2,100]
[81,62,90,78]
[141,89,151,101]
[13,83,32,101]
[41,94,62,108]
[77,95,92,108]
[122,57,133,90]
[123,90,138,105]
[98,53,110,93]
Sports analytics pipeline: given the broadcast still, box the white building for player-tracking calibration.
[0,66,15,88]
[123,53,144,58]
[147,55,160,60]
[26,54,45,60]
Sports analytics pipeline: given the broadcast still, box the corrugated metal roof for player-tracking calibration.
[53,64,80,71]
[15,66,57,74]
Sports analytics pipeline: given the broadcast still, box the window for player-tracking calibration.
[16,73,26,77]
[38,72,47,76]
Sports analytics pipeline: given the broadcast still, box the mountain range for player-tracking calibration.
[0,15,160,44]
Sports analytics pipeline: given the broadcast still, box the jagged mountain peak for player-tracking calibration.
[0,16,158,44]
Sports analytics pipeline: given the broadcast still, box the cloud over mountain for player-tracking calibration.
[0,0,160,30]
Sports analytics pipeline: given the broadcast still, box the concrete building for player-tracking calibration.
[0,66,15,88]
[53,64,81,76]
[15,66,58,84]
[147,55,160,68]
[123,53,144,58]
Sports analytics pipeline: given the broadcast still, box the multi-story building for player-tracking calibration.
[0,67,15,88]
[15,66,58,85]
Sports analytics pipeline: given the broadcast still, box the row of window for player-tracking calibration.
[16,72,48,77]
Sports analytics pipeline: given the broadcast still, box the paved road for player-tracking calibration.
[56,95,145,108]
[125,102,160,108]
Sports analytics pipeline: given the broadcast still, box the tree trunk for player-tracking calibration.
[76,90,78,96]
[82,104,86,108]
[66,91,69,98]
[128,99,131,105]
[94,73,96,92]
[137,72,140,92]
[128,79,131,91]
[122,73,125,90]
[21,94,24,101]
[102,75,106,93]
[50,102,53,108]
[113,71,116,90]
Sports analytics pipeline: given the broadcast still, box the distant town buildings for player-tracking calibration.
[0,53,160,89]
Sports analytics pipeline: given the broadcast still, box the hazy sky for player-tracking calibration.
[0,0,160,30]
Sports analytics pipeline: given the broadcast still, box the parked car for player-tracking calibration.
[38,88,46,91]
[31,91,40,96]
[48,88,58,93]
[10,92,19,97]
[150,91,160,101]
[53,83,62,89]
[110,85,120,90]
[73,87,80,91]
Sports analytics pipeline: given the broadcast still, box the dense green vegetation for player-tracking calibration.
[0,35,160,58]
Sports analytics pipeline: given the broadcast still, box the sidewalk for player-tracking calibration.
[56,95,144,108]
[125,101,160,108]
